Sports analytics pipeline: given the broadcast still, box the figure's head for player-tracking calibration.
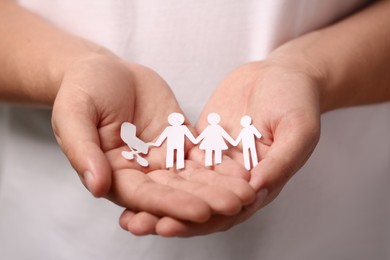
[240,115,252,127]
[207,113,221,125]
[168,112,185,126]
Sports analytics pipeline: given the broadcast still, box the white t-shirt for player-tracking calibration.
[1,1,389,259]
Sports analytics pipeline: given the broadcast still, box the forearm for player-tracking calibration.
[269,0,390,112]
[0,0,113,105]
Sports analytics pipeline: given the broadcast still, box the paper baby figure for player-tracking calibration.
[234,115,262,170]
[151,112,197,169]
[120,122,150,167]
[195,113,236,167]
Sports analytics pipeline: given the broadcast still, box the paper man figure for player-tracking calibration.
[120,122,150,167]
[196,113,235,167]
[234,115,262,170]
[152,112,196,169]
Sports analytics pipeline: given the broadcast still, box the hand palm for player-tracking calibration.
[123,61,322,236]
[52,55,255,235]
[198,62,321,197]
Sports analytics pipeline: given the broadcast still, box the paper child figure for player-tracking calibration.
[120,122,150,167]
[234,115,262,170]
[196,113,235,167]
[152,112,197,169]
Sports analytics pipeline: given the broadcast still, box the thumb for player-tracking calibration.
[250,121,320,205]
[52,99,111,197]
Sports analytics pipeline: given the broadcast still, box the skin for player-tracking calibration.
[53,57,256,222]
[1,0,390,237]
[120,0,390,236]
[0,0,256,226]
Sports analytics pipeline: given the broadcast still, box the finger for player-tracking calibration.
[118,191,266,238]
[182,160,256,205]
[110,169,212,223]
[154,189,267,237]
[156,215,232,237]
[52,96,111,197]
[119,210,159,236]
[147,170,243,216]
[112,146,255,216]
[119,209,135,231]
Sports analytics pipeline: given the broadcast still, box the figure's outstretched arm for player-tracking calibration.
[184,128,198,144]
[222,128,236,146]
[252,125,262,139]
[194,130,206,144]
[152,129,168,147]
[232,132,242,147]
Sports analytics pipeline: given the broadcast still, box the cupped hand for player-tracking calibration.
[121,59,322,236]
[52,53,255,226]
[199,60,322,202]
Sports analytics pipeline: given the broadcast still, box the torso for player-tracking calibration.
[3,1,387,260]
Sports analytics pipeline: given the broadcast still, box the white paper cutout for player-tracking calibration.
[120,113,262,171]
[234,115,262,170]
[120,122,150,167]
[152,112,197,169]
[196,113,236,167]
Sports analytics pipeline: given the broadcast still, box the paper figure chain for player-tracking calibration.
[120,112,262,170]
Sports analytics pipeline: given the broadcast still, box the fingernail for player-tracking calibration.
[82,170,95,192]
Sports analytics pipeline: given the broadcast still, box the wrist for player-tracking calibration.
[47,46,117,105]
[0,1,118,106]
[267,35,329,112]
[268,0,390,113]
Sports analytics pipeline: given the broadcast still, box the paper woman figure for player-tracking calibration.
[234,115,262,170]
[152,112,197,169]
[195,113,235,167]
